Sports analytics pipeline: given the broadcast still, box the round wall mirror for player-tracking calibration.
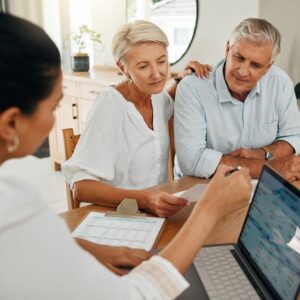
[126,0,198,65]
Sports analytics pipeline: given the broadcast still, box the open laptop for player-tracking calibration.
[179,165,300,300]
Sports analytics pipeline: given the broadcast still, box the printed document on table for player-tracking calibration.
[174,180,258,203]
[72,212,165,251]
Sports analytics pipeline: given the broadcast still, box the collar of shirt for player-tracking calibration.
[214,60,260,104]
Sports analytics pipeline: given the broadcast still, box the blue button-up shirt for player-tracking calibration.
[174,60,300,178]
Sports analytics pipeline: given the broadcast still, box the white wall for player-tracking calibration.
[90,0,260,72]
[259,0,300,83]
[91,0,126,66]
[173,0,260,71]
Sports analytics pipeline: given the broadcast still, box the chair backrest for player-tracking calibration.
[62,128,81,210]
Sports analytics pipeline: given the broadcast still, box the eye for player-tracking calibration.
[252,63,263,69]
[139,65,147,70]
[158,60,166,64]
[235,55,244,61]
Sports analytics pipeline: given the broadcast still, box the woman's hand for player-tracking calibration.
[167,61,211,99]
[76,239,151,275]
[199,164,252,220]
[178,61,212,79]
[144,190,189,217]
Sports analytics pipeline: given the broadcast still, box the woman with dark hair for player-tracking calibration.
[0,13,251,299]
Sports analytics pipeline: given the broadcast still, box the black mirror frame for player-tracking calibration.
[125,0,199,66]
[170,0,199,66]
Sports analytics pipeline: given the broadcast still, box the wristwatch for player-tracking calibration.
[262,146,273,160]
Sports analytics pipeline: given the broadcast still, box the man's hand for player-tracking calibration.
[76,240,152,275]
[269,155,300,182]
[228,147,265,159]
[144,190,189,217]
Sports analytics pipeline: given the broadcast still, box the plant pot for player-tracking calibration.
[71,54,89,72]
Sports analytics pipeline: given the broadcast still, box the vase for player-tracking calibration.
[71,54,89,72]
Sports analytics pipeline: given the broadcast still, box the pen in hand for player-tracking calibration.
[226,166,242,176]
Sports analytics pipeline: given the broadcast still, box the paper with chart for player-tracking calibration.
[72,212,165,250]
[174,180,258,203]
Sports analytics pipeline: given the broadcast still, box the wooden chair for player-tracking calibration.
[168,117,175,181]
[62,128,81,210]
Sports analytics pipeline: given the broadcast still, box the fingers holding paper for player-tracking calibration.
[145,190,189,217]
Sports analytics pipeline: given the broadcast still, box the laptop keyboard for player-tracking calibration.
[193,245,260,300]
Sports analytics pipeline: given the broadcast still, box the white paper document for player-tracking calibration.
[174,180,258,203]
[174,184,207,203]
[72,212,165,250]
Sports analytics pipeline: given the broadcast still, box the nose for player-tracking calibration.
[238,62,250,77]
[150,64,162,79]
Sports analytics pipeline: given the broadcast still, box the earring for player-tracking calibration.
[127,76,133,84]
[7,136,19,153]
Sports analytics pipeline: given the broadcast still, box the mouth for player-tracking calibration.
[234,75,249,83]
[149,80,164,86]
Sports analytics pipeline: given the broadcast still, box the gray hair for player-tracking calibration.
[229,18,281,62]
[112,20,169,63]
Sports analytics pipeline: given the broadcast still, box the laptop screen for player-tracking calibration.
[239,166,300,300]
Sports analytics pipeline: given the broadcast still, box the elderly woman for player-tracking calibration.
[0,14,251,299]
[63,20,211,217]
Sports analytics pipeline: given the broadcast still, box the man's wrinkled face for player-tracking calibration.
[225,40,273,100]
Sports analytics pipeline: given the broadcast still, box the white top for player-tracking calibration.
[63,87,174,189]
[0,163,188,300]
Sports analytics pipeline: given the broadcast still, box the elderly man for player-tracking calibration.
[175,18,300,181]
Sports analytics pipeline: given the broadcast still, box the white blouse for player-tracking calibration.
[62,87,174,189]
[0,165,188,300]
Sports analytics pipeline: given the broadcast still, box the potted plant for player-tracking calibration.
[70,25,102,72]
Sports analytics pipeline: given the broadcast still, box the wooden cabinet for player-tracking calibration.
[49,67,122,169]
[78,81,108,132]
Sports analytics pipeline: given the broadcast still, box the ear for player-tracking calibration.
[116,60,130,78]
[0,107,21,142]
[264,61,273,74]
[225,41,230,58]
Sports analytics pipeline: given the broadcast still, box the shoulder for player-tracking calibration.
[86,87,126,124]
[93,87,125,111]
[152,90,173,105]
[263,65,292,85]
[0,170,45,233]
[176,73,215,106]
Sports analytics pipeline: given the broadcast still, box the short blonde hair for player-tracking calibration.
[112,20,169,63]
[229,18,281,62]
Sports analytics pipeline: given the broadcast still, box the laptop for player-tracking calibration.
[179,165,300,300]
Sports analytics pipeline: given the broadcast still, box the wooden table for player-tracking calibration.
[61,176,254,248]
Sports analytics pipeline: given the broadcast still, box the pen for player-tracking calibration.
[226,165,242,176]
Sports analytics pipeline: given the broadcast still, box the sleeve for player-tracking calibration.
[161,90,174,121]
[0,201,188,300]
[174,78,222,178]
[62,91,122,187]
[275,75,300,154]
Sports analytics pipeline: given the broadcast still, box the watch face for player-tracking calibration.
[266,152,273,160]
